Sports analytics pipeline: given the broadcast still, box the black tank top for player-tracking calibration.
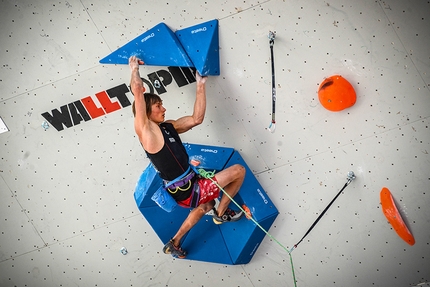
[145,122,189,181]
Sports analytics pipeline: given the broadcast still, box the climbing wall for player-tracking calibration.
[0,0,429,287]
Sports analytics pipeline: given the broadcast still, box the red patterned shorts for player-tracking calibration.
[177,176,220,208]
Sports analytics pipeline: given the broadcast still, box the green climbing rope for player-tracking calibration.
[196,167,298,287]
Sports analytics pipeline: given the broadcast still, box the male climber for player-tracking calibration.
[129,56,245,259]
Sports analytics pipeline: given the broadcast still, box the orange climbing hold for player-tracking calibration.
[380,187,415,246]
[318,75,356,112]
[242,204,252,219]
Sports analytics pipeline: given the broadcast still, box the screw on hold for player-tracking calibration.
[42,121,50,130]
[153,80,161,89]
[120,247,128,255]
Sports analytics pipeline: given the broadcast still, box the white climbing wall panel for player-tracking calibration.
[1,0,429,286]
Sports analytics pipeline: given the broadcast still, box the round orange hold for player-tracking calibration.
[318,75,356,112]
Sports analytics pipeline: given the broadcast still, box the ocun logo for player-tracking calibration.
[141,33,155,43]
[42,66,196,131]
[257,188,268,204]
[201,148,218,154]
[191,27,207,34]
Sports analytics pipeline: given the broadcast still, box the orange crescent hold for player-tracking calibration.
[380,187,415,246]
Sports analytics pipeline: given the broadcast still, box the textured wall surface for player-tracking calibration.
[0,0,429,286]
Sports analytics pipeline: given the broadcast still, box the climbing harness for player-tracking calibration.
[267,31,277,133]
[163,166,195,194]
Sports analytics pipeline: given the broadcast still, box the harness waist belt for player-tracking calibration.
[164,170,196,190]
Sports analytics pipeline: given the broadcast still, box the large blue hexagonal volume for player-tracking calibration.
[134,143,279,264]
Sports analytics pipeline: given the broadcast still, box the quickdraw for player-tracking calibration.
[267,31,277,133]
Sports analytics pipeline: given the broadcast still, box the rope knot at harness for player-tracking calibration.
[196,168,216,179]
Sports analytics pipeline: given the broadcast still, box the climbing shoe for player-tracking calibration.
[212,207,244,224]
[162,239,187,259]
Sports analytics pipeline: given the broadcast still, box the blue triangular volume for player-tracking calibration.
[134,144,278,265]
[175,19,220,76]
[99,22,193,67]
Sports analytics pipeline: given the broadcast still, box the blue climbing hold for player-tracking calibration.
[99,22,193,67]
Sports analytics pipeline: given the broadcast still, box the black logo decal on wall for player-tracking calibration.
[42,67,196,131]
